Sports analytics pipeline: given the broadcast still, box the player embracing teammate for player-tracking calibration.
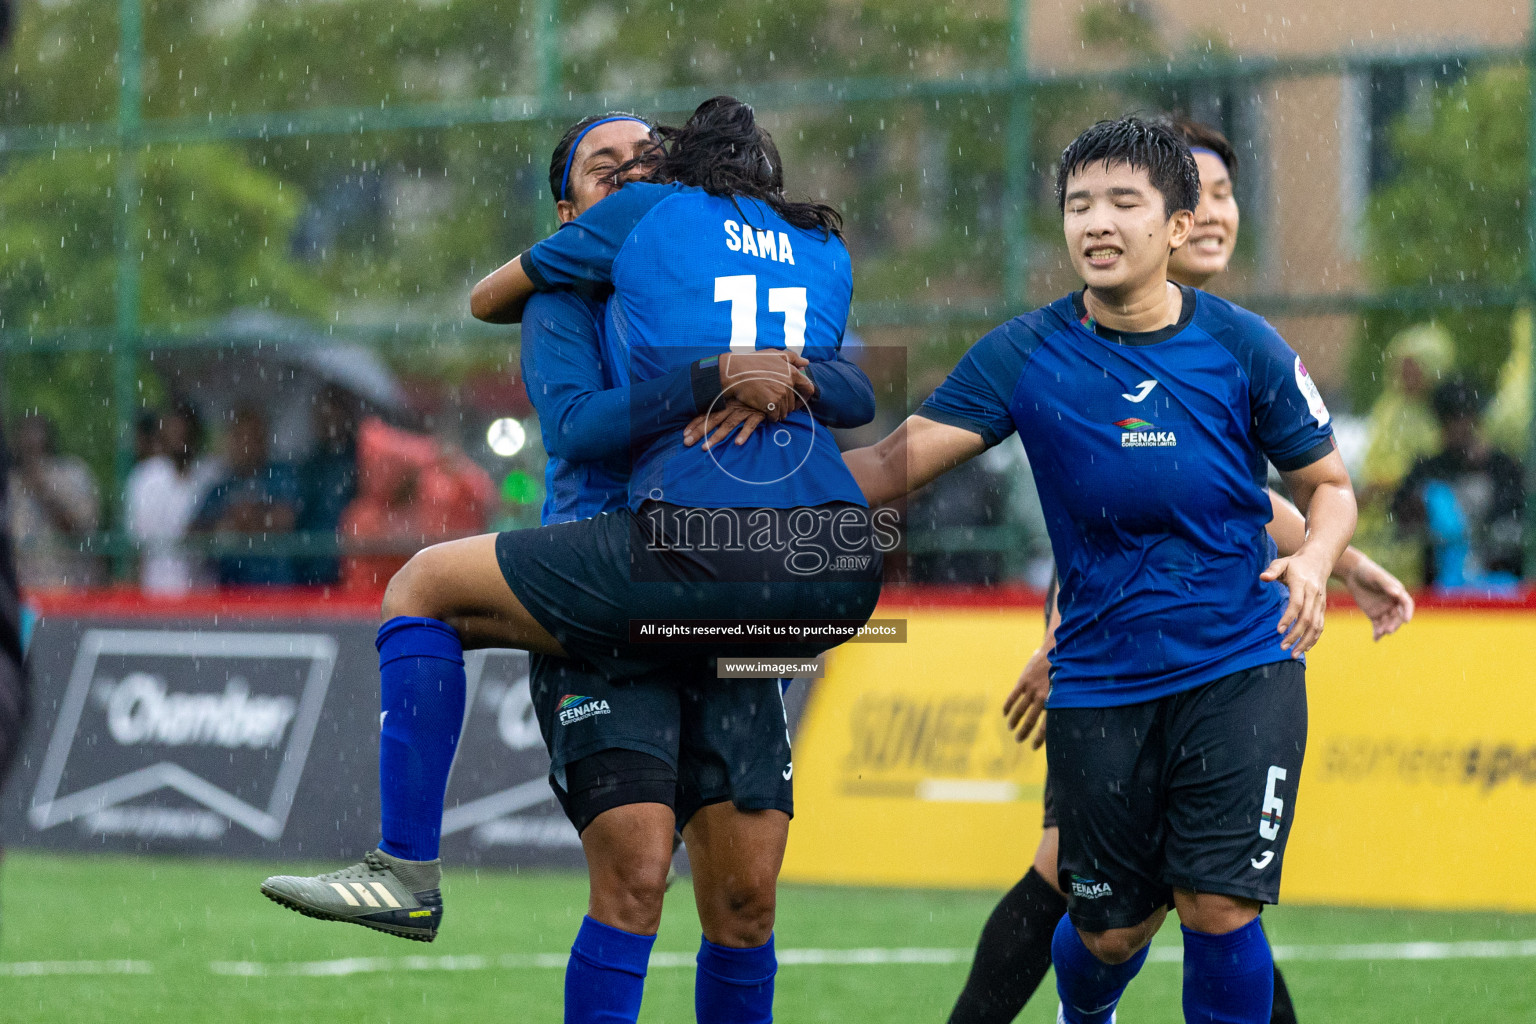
[263,97,882,1024]
[266,105,1366,1024]
[845,117,1358,1024]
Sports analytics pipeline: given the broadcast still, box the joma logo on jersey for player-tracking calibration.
[1114,418,1177,448]
[1121,379,1159,403]
[723,220,797,264]
[1069,875,1113,899]
[557,695,612,726]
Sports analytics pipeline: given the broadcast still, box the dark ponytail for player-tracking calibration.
[618,96,843,240]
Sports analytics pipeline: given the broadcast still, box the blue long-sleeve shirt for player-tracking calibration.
[520,291,876,524]
[520,291,632,523]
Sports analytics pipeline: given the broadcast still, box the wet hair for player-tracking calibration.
[622,96,843,239]
[1431,376,1483,422]
[1160,114,1238,182]
[547,111,656,201]
[1056,116,1201,217]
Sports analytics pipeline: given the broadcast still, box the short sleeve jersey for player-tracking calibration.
[519,291,630,525]
[921,286,1337,708]
[523,182,865,510]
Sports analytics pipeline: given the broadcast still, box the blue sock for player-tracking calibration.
[1052,914,1150,1024]
[376,616,465,862]
[566,916,655,1024]
[696,934,776,1024]
[1182,918,1274,1024]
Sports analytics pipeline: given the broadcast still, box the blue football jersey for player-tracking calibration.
[520,291,630,525]
[921,286,1337,708]
[523,182,866,510]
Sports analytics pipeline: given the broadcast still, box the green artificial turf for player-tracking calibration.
[3,851,1533,1023]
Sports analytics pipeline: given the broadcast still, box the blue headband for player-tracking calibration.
[560,116,651,201]
[1189,145,1227,170]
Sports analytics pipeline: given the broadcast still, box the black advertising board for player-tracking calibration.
[1,609,582,868]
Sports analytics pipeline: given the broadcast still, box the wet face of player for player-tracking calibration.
[557,120,657,222]
[1063,160,1193,304]
[1168,150,1239,287]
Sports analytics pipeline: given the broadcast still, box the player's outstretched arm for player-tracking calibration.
[842,414,987,507]
[1267,489,1414,640]
[1263,450,1358,656]
[474,186,670,324]
[471,253,537,324]
[524,296,805,463]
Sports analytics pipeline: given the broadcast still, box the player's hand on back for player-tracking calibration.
[1003,646,1051,750]
[1339,553,1415,640]
[684,400,767,450]
[1261,550,1332,657]
[718,350,815,421]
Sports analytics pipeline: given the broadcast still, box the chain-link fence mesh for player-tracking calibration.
[3,0,1533,590]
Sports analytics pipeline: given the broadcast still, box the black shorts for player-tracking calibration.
[496,503,883,679]
[529,653,793,831]
[1046,660,1307,931]
[1041,771,1058,831]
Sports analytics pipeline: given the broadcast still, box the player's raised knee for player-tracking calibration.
[381,545,453,622]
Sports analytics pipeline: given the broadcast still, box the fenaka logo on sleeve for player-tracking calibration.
[28,630,335,843]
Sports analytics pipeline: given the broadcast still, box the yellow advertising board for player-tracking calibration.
[783,605,1048,889]
[1286,608,1536,910]
[782,599,1536,911]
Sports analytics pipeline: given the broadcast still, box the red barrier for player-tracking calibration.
[25,587,385,620]
[26,582,1536,619]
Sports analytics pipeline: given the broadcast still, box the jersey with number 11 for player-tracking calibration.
[522,182,866,510]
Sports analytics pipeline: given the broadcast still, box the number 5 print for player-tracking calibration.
[1259,765,1287,841]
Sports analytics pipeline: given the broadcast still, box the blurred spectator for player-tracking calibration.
[1391,378,1524,591]
[125,402,224,595]
[8,413,101,588]
[294,385,360,586]
[905,458,1010,584]
[339,418,494,590]
[1362,323,1456,500]
[0,424,27,798]
[1485,307,1531,460]
[193,406,299,586]
[0,0,30,807]
[134,409,161,463]
[1353,323,1457,584]
[900,366,1033,585]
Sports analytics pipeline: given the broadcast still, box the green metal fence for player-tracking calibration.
[3,0,1534,582]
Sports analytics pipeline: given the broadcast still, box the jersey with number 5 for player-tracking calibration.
[520,181,865,510]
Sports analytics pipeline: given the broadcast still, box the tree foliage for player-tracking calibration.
[0,146,324,329]
[1357,64,1528,408]
[1,0,1205,436]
